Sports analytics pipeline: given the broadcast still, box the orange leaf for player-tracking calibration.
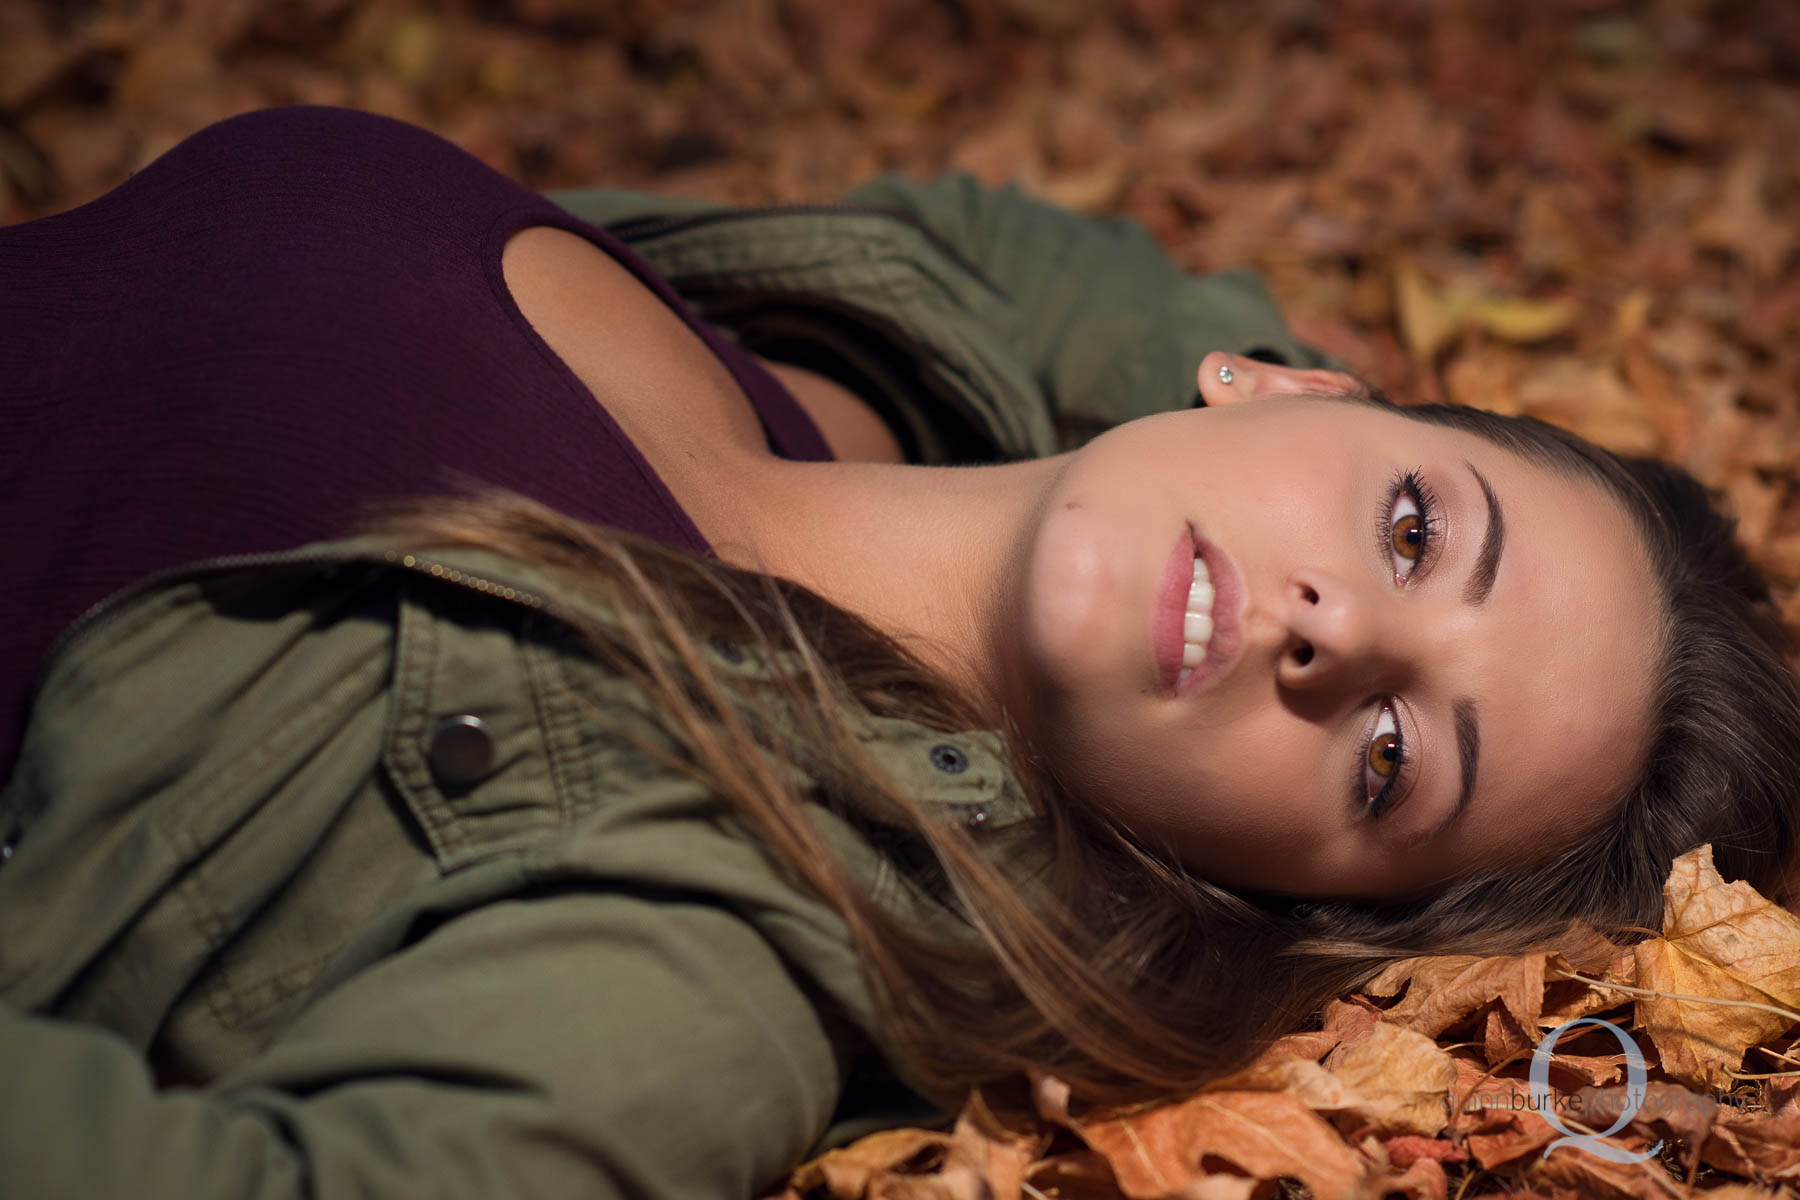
[1631,845,1800,1089]
[1073,1090,1376,1200]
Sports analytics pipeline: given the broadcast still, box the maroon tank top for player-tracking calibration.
[0,104,835,787]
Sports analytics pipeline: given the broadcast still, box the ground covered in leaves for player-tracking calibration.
[5,0,1800,1195]
[776,846,1800,1199]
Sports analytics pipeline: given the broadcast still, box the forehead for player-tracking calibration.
[1358,404,1663,854]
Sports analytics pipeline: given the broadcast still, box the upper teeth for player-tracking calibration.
[1178,557,1214,686]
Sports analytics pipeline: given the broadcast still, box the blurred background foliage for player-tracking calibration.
[4,0,1799,623]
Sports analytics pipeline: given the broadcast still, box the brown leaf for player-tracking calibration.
[784,1127,952,1199]
[1073,1091,1376,1200]
[1701,1107,1800,1184]
[1380,1135,1466,1168]
[1325,1023,1458,1136]
[1444,343,1526,415]
[1633,845,1800,1089]
[1513,356,1662,456]
[1692,152,1797,281]
[1483,1005,1536,1067]
[935,1088,1045,1200]
[1379,1155,1450,1200]
[1533,1142,1686,1200]
[1363,951,1559,1039]
[1021,1149,1130,1200]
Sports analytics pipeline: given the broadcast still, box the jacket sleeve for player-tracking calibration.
[841,171,1347,436]
[0,887,849,1199]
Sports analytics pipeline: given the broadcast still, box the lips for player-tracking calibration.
[1153,523,1247,699]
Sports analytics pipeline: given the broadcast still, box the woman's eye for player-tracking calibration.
[1363,703,1406,818]
[1390,492,1426,580]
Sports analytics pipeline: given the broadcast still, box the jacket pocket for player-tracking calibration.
[381,579,583,872]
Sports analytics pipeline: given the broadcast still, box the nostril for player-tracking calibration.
[1293,642,1314,667]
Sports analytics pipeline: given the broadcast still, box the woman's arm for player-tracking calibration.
[0,889,848,1199]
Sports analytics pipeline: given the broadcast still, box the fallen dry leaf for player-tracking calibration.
[1362,949,1560,1040]
[1631,845,1800,1089]
[779,1126,951,1198]
[1071,1090,1377,1200]
[1692,152,1796,282]
[1324,1022,1457,1137]
[1701,1106,1800,1184]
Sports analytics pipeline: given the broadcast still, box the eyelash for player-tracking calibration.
[1353,467,1446,821]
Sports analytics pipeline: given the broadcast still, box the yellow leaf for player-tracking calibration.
[1466,294,1579,343]
[383,15,441,87]
[1393,263,1467,363]
[1632,845,1800,1089]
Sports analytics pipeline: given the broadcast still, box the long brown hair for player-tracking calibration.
[354,396,1800,1120]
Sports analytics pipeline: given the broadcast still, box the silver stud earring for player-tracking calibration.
[1217,363,1235,385]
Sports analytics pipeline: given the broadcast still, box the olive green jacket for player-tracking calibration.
[0,173,1331,1199]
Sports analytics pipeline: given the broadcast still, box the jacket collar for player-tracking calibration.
[125,536,1041,835]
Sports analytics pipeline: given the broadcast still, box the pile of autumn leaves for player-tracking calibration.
[765,847,1800,1199]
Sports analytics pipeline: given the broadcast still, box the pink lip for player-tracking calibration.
[1152,523,1247,699]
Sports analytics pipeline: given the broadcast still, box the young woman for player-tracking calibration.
[2,104,1795,1199]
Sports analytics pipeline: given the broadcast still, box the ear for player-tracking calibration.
[1196,351,1369,408]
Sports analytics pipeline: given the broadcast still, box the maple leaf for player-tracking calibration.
[1362,949,1560,1039]
[1071,1090,1377,1200]
[1629,845,1800,1090]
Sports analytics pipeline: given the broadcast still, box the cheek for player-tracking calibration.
[1017,484,1141,698]
[1150,723,1338,879]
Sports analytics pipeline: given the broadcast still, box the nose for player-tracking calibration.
[1272,567,1407,695]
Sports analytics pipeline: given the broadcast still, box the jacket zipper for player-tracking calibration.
[605,203,1009,302]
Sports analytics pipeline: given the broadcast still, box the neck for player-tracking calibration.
[710,449,1069,729]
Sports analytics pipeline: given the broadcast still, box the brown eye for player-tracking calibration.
[1391,513,1424,562]
[1367,730,1400,779]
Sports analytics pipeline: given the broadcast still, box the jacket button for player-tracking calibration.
[964,807,990,829]
[428,715,496,788]
[929,743,968,774]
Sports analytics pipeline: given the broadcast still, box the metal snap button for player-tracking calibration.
[708,635,744,664]
[929,743,968,774]
[428,715,496,788]
[0,830,17,862]
[964,807,990,829]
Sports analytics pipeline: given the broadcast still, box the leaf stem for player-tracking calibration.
[1552,970,1800,1027]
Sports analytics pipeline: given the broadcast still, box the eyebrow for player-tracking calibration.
[1462,461,1506,607]
[1427,460,1506,841]
[1435,698,1480,842]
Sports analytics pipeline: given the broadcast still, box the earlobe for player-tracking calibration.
[1195,351,1253,407]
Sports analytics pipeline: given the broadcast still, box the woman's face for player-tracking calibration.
[1011,354,1662,899]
